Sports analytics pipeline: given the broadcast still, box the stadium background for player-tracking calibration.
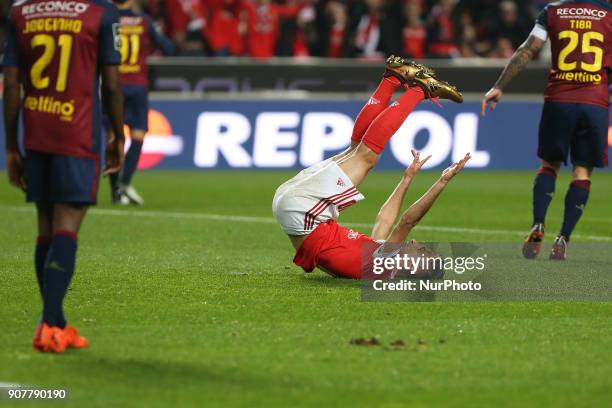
[0,0,610,171]
[1,2,612,406]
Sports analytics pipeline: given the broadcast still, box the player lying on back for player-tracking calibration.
[273,57,470,279]
[108,0,175,205]
[3,0,125,352]
[482,0,611,260]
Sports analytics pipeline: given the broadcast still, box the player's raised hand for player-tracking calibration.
[6,150,25,191]
[440,153,471,182]
[103,137,125,176]
[481,87,503,117]
[405,149,432,178]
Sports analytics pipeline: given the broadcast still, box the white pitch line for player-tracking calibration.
[0,382,23,388]
[1,205,611,242]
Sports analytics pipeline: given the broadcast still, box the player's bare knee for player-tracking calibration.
[52,204,89,233]
[131,130,146,143]
[572,165,592,181]
[36,203,54,236]
[540,160,560,174]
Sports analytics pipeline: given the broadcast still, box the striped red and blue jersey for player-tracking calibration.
[535,0,611,108]
[117,9,175,86]
[2,0,121,159]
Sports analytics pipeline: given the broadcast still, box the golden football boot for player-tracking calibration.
[383,55,435,85]
[383,56,463,103]
[412,72,464,103]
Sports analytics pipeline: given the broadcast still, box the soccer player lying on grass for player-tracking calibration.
[273,57,471,279]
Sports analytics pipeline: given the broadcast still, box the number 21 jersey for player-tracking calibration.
[3,0,121,159]
[535,0,611,108]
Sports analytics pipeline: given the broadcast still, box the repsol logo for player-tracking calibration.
[193,111,490,169]
[22,1,89,16]
[557,8,607,18]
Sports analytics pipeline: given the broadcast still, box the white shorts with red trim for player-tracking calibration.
[272,159,365,236]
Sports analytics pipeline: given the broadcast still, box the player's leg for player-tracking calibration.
[350,76,402,145]
[551,104,607,260]
[523,102,575,259]
[119,85,147,205]
[524,158,561,257]
[35,202,53,295]
[41,204,87,340]
[121,128,145,186]
[36,155,98,352]
[119,128,145,205]
[550,165,592,260]
[532,159,561,226]
[337,56,461,163]
[24,151,54,294]
[559,165,592,238]
[337,87,426,188]
[106,126,121,203]
[24,151,60,352]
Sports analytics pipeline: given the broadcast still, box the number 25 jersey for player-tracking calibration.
[3,0,121,159]
[535,0,611,108]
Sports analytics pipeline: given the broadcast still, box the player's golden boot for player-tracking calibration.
[384,55,436,85]
[384,55,463,103]
[412,72,463,103]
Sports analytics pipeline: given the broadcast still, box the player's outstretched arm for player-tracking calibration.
[371,150,431,240]
[386,153,471,243]
[481,35,545,116]
[101,65,125,175]
[3,66,25,191]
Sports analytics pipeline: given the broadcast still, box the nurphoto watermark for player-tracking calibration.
[360,242,612,302]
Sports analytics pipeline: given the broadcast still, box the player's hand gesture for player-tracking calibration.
[405,149,432,178]
[440,153,471,183]
[6,150,25,191]
[481,87,503,116]
[104,137,125,176]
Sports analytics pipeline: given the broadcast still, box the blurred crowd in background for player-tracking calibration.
[1,0,554,60]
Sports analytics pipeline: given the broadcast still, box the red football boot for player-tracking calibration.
[522,223,545,259]
[550,236,568,261]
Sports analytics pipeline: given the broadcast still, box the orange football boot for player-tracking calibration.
[33,323,68,353]
[63,325,89,349]
[32,323,46,351]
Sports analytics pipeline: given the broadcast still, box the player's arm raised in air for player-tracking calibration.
[371,150,431,240]
[481,34,545,116]
[386,153,471,243]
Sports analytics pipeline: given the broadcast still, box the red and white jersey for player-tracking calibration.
[293,220,378,279]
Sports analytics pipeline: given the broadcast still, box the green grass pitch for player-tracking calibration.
[1,170,611,407]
